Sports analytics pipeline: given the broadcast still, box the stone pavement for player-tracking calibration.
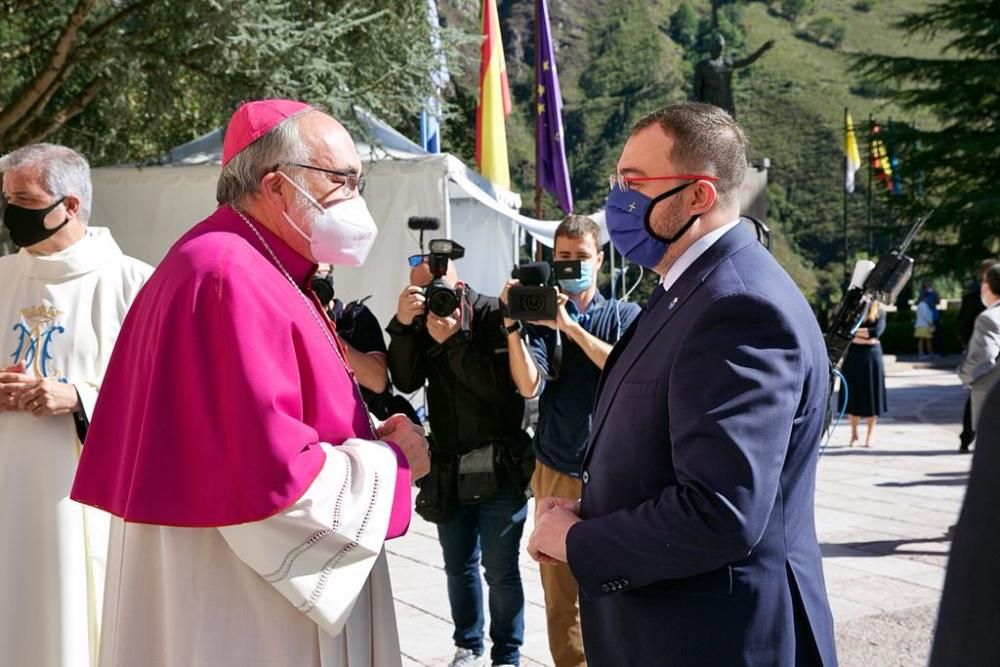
[388,357,971,667]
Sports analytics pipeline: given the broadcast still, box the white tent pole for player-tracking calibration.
[442,174,452,239]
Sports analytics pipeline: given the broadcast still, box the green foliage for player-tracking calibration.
[568,0,681,213]
[798,15,847,49]
[857,0,1000,275]
[780,0,815,22]
[852,1,873,12]
[0,0,467,165]
[669,1,699,49]
[695,5,746,57]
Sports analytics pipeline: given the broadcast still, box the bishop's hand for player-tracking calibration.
[377,413,431,481]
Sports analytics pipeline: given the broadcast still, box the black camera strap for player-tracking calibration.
[548,329,564,381]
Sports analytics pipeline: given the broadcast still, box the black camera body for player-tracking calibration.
[508,260,581,321]
[422,239,465,318]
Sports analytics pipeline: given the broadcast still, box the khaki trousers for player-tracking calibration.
[532,461,587,667]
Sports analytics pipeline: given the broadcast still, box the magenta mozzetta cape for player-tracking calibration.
[71,206,411,531]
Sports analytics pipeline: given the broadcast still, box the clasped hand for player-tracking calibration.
[0,362,80,416]
[376,413,431,481]
[527,496,582,565]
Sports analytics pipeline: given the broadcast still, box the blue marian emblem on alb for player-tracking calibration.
[11,305,65,378]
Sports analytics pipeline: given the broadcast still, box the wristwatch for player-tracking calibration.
[502,320,522,337]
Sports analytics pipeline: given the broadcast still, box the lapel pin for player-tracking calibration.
[668,297,678,310]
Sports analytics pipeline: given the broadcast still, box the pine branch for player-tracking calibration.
[15,76,106,146]
[0,0,97,135]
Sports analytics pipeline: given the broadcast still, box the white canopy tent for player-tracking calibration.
[89,111,569,330]
[89,112,768,329]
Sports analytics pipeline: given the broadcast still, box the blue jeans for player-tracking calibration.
[437,479,528,666]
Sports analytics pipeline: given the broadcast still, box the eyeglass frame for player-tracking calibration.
[272,162,367,196]
[608,173,719,191]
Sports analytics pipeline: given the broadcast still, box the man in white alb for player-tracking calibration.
[0,143,152,667]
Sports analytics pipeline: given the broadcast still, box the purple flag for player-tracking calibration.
[536,0,573,214]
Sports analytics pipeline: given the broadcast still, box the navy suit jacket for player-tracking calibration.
[566,223,837,666]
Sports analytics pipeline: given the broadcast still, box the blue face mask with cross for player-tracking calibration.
[604,181,697,270]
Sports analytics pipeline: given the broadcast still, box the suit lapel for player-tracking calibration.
[583,224,758,468]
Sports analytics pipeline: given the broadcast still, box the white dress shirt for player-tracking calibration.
[660,219,742,293]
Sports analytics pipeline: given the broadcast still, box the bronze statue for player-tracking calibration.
[693,34,775,118]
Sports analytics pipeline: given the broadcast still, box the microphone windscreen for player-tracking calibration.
[407,216,441,231]
[517,262,551,285]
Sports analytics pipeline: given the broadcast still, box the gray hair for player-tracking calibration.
[216,112,312,207]
[0,143,93,224]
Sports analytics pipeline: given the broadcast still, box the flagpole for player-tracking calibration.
[867,113,874,256]
[533,0,543,259]
[843,107,850,285]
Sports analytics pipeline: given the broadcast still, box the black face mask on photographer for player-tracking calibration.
[2,197,70,248]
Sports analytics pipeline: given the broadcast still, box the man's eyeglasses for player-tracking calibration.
[608,173,719,191]
[274,162,366,196]
[407,254,429,268]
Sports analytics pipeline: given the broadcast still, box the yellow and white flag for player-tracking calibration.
[844,109,862,193]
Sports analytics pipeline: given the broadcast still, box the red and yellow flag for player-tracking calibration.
[475,0,512,188]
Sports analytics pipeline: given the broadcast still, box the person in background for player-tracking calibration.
[922,280,943,355]
[312,264,419,423]
[0,143,152,667]
[386,257,530,667]
[502,215,641,667]
[957,263,1000,430]
[955,259,998,452]
[914,291,937,359]
[840,301,888,448]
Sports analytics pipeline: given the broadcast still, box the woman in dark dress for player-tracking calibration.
[841,302,888,447]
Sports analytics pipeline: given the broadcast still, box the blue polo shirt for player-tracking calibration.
[526,294,641,476]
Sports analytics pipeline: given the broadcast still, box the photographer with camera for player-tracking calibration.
[312,264,419,423]
[386,244,531,667]
[501,215,640,667]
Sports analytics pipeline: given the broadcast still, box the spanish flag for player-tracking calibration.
[476,0,512,188]
[844,109,862,194]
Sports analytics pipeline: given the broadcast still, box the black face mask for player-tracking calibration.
[2,197,69,248]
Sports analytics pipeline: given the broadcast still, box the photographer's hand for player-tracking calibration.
[427,309,461,344]
[396,285,426,326]
[500,279,519,328]
[538,293,574,332]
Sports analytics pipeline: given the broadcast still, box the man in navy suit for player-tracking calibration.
[527,103,838,666]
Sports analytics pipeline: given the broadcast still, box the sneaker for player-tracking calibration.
[449,648,485,667]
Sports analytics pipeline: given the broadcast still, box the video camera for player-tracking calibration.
[508,260,581,321]
[825,211,931,368]
[422,238,465,318]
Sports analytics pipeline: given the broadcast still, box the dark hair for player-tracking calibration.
[985,263,1000,296]
[978,259,999,282]
[631,102,748,207]
[554,215,601,247]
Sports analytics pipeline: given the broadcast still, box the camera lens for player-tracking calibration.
[428,286,459,317]
[524,294,543,312]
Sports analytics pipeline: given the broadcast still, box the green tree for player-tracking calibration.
[0,0,465,164]
[669,1,699,49]
[859,0,1000,274]
[780,0,814,23]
